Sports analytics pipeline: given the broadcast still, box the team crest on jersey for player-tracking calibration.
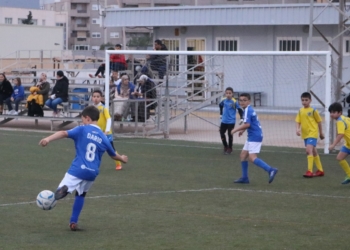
[307,112,312,116]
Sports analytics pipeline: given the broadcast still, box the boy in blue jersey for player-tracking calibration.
[219,87,243,154]
[39,106,128,231]
[231,93,278,184]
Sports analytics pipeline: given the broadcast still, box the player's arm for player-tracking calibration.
[111,154,128,164]
[39,131,68,147]
[295,122,301,136]
[104,108,112,134]
[329,133,344,151]
[318,122,324,140]
[231,123,250,135]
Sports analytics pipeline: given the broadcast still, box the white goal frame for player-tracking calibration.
[105,50,332,154]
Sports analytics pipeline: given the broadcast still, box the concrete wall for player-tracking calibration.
[0,24,63,58]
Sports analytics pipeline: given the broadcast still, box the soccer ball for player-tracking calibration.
[36,190,57,210]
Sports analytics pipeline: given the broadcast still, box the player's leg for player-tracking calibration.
[304,138,317,178]
[226,123,235,154]
[312,147,324,177]
[69,180,94,231]
[337,147,350,184]
[233,143,249,184]
[109,139,122,170]
[220,123,229,154]
[248,142,278,184]
[55,173,81,200]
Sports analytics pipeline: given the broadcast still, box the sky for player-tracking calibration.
[0,0,40,9]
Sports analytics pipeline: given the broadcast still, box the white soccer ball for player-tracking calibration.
[36,190,57,210]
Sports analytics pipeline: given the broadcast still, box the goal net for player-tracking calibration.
[104,50,332,153]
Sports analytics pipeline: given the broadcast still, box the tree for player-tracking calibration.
[99,42,115,50]
[127,35,153,48]
[22,11,34,25]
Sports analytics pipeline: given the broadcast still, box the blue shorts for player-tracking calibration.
[340,146,350,154]
[304,138,317,147]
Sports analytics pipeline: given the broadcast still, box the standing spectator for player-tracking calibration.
[0,73,14,115]
[147,39,168,79]
[5,77,25,115]
[45,70,69,117]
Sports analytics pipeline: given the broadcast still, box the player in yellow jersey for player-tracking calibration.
[92,90,122,170]
[295,92,324,178]
[328,102,350,184]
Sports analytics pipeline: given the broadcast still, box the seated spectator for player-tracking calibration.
[5,77,25,115]
[89,44,127,78]
[35,73,51,103]
[146,39,168,79]
[115,74,135,120]
[132,75,157,122]
[0,73,14,115]
[27,86,44,117]
[45,70,69,117]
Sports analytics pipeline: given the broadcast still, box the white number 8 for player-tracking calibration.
[85,143,97,162]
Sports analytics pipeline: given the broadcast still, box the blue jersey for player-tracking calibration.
[219,97,240,124]
[67,124,117,181]
[243,105,263,142]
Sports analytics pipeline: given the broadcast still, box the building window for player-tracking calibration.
[277,38,301,51]
[91,32,101,38]
[91,4,99,10]
[5,18,12,24]
[110,32,119,38]
[92,46,100,51]
[344,39,350,55]
[92,18,99,24]
[217,38,238,51]
[73,45,89,50]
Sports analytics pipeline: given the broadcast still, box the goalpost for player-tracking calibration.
[105,50,332,154]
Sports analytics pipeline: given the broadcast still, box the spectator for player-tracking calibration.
[45,70,69,117]
[146,39,168,79]
[35,73,51,103]
[27,86,44,117]
[110,44,127,72]
[0,73,14,115]
[132,74,157,122]
[5,77,25,115]
[89,44,127,78]
[116,74,135,120]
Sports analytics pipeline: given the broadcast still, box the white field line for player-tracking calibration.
[0,132,311,155]
[1,187,349,208]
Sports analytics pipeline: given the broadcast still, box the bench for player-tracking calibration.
[0,113,82,131]
[233,91,262,107]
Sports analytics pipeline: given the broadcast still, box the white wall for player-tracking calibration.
[0,24,63,57]
[0,7,57,26]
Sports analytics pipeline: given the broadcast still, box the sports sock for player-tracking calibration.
[115,151,122,166]
[253,158,272,172]
[307,155,314,172]
[339,160,350,178]
[241,161,248,178]
[70,195,85,223]
[314,155,323,172]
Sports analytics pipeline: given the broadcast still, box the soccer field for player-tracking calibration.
[0,130,349,250]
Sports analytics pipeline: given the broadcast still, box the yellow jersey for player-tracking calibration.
[95,103,112,135]
[295,107,322,139]
[336,115,350,149]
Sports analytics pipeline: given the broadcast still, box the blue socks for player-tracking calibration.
[253,158,272,172]
[241,161,249,178]
[70,195,85,223]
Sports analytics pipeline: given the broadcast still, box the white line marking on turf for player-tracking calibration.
[1,187,349,207]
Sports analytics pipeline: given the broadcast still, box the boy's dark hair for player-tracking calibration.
[82,106,100,121]
[107,47,114,50]
[93,89,103,97]
[328,102,343,113]
[239,93,251,100]
[301,92,311,99]
[154,39,162,45]
[225,87,234,93]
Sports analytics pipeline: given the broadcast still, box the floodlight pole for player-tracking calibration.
[164,58,170,139]
[307,0,314,91]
